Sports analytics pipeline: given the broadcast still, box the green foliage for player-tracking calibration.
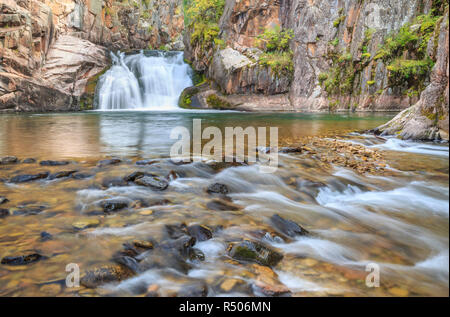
[374,14,440,62]
[258,51,294,77]
[256,26,293,52]
[206,94,234,109]
[256,26,294,77]
[141,10,150,19]
[373,12,442,95]
[333,15,346,28]
[185,0,225,51]
[330,38,339,47]
[386,58,434,88]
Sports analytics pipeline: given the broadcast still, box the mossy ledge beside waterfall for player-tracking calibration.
[95,51,193,111]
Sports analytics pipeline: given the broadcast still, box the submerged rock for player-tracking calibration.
[100,199,129,213]
[13,205,46,216]
[187,225,213,242]
[48,170,77,180]
[80,265,133,288]
[228,240,283,267]
[0,156,18,165]
[135,249,192,274]
[40,160,70,166]
[22,158,36,164]
[165,223,188,239]
[1,253,46,265]
[72,218,100,230]
[72,173,94,180]
[0,196,9,205]
[188,248,206,262]
[97,158,122,167]
[0,208,10,218]
[10,172,49,183]
[206,183,229,195]
[134,175,169,191]
[101,177,128,188]
[135,159,157,166]
[160,235,196,257]
[40,231,53,242]
[279,147,303,154]
[206,199,240,211]
[123,171,145,182]
[270,214,309,238]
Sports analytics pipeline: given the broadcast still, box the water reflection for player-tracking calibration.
[0,112,394,159]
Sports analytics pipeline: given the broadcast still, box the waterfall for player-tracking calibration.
[95,51,193,110]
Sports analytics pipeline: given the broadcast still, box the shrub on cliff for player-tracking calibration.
[374,13,444,94]
[256,26,294,78]
[185,0,225,49]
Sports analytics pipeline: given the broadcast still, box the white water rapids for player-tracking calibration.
[96,51,193,110]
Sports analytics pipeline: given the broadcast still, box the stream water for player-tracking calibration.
[0,111,448,297]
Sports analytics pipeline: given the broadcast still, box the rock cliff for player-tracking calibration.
[1,0,184,112]
[373,9,449,141]
[182,0,448,139]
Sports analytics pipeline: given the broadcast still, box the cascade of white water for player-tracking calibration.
[96,51,193,110]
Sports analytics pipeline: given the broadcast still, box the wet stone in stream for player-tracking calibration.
[206,199,240,211]
[270,214,309,238]
[101,177,128,188]
[48,170,77,180]
[1,253,46,266]
[206,183,229,195]
[97,158,122,167]
[13,205,46,216]
[9,172,49,183]
[228,240,283,267]
[40,232,53,242]
[187,225,213,242]
[100,199,129,213]
[134,175,169,190]
[0,196,8,205]
[0,208,9,218]
[22,158,36,164]
[135,159,157,166]
[40,160,70,166]
[0,156,18,165]
[80,265,133,288]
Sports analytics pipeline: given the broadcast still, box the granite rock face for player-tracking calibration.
[183,0,448,134]
[1,0,184,112]
[373,10,449,141]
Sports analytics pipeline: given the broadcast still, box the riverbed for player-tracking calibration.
[0,111,448,297]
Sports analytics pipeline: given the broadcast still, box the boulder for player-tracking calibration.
[134,175,169,191]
